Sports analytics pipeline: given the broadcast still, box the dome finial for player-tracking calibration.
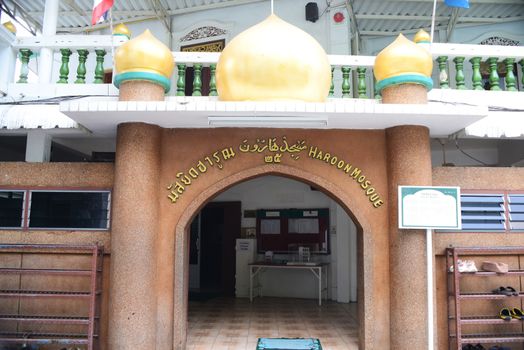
[113,23,131,39]
[414,29,430,44]
[114,29,174,93]
[2,21,16,35]
[373,33,433,94]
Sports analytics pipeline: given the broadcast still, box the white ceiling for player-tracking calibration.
[2,0,523,37]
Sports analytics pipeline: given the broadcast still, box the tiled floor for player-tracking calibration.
[187,297,359,350]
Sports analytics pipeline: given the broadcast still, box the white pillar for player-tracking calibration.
[0,34,17,92]
[39,0,59,83]
[25,130,52,162]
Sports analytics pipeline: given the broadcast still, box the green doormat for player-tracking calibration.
[256,338,322,350]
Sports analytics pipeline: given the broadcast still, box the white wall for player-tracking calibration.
[171,0,332,51]
[190,175,358,302]
[430,138,499,167]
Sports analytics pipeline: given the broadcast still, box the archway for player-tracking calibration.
[172,165,376,349]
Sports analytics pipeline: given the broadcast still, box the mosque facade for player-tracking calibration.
[1,3,524,350]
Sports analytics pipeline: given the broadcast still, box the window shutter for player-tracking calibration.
[460,194,505,231]
[508,195,524,231]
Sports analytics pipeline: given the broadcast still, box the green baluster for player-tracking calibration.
[357,67,367,98]
[209,64,217,96]
[519,59,524,88]
[503,58,516,92]
[94,49,106,84]
[329,67,334,97]
[453,57,466,90]
[469,57,482,91]
[74,49,89,84]
[176,64,186,96]
[487,57,501,91]
[436,56,449,89]
[57,49,72,84]
[192,64,202,96]
[341,66,351,98]
[17,49,33,83]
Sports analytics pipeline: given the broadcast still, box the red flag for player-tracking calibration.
[92,0,114,25]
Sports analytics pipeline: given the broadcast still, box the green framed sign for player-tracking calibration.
[398,186,461,230]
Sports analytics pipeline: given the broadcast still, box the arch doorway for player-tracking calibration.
[184,175,361,349]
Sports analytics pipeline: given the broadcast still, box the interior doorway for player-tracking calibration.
[186,175,360,349]
[190,201,241,298]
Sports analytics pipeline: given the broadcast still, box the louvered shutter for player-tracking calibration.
[460,194,506,231]
[509,195,524,231]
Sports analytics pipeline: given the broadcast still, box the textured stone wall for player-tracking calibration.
[0,162,113,350]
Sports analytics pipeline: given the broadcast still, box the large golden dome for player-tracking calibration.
[114,29,174,92]
[216,14,331,102]
[373,33,433,93]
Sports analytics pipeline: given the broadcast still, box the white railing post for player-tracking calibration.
[39,0,60,83]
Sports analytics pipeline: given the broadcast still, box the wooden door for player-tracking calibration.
[199,201,241,296]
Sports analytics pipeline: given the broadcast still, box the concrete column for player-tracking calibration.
[39,0,59,83]
[386,125,432,350]
[25,130,52,162]
[108,123,161,349]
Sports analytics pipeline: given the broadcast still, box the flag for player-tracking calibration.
[444,0,469,8]
[92,0,114,25]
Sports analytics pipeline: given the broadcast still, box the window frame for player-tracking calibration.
[0,187,111,231]
[439,190,524,233]
[0,189,27,230]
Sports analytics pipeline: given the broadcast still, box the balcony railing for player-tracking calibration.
[2,33,524,99]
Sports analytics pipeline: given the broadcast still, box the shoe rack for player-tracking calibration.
[0,244,103,350]
[447,247,524,350]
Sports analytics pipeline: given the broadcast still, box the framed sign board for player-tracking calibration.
[398,186,461,230]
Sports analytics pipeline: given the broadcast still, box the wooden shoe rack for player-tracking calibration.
[447,246,524,350]
[0,244,103,349]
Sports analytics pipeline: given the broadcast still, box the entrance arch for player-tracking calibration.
[172,164,377,349]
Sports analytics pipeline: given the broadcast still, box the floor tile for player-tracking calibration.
[188,297,359,349]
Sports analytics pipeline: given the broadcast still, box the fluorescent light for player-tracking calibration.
[208,116,328,127]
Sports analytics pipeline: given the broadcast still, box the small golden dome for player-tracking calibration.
[414,29,430,44]
[216,14,331,102]
[373,33,433,92]
[114,29,174,92]
[113,23,131,39]
[2,21,16,34]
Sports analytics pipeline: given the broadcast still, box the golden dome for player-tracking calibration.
[373,33,433,92]
[414,29,430,44]
[113,23,131,39]
[2,21,16,34]
[114,29,174,92]
[216,14,331,102]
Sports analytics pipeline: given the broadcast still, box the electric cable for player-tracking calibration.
[428,99,524,112]
[454,139,495,166]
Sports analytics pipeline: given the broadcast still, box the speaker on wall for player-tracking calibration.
[305,2,319,22]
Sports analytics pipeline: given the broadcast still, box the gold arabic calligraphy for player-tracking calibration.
[239,137,307,163]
